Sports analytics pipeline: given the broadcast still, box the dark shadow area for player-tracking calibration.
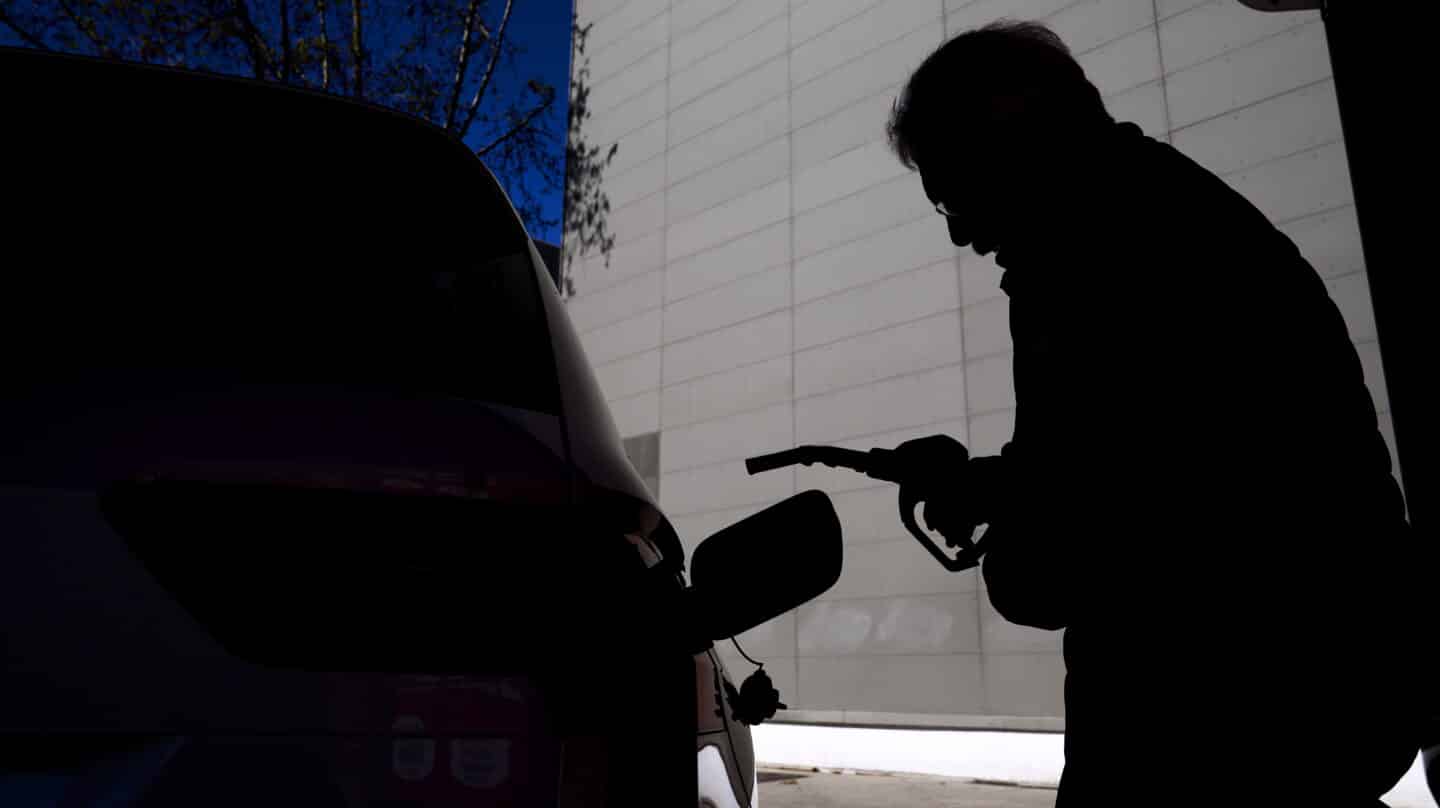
[747,19,1428,808]
[0,47,830,808]
[873,20,1424,808]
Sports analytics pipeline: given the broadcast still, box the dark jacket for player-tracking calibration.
[978,121,1420,803]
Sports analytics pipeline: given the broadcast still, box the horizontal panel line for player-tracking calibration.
[666,256,792,305]
[790,0,888,53]
[790,1,888,55]
[602,186,666,232]
[667,136,912,236]
[1222,137,1346,179]
[1322,268,1365,284]
[664,497,788,522]
[666,173,792,227]
[589,106,669,157]
[582,0,665,52]
[656,345,792,394]
[939,0,986,19]
[967,404,1017,421]
[795,310,960,364]
[793,651,983,659]
[1104,76,1164,104]
[607,387,659,407]
[667,128,794,193]
[669,83,901,187]
[1274,201,1353,229]
[589,39,668,89]
[666,53,790,130]
[787,19,937,104]
[767,711,1066,734]
[1162,14,1322,83]
[614,12,924,154]
[669,188,925,273]
[1168,77,1333,138]
[796,357,967,408]
[797,210,939,267]
[791,7,942,87]
[668,0,743,40]
[657,307,789,354]
[963,346,1010,364]
[806,592,979,606]
[658,399,787,434]
[578,302,665,340]
[794,191,932,260]
[574,251,661,294]
[597,84,905,204]
[585,342,665,370]
[665,213,788,266]
[663,300,792,346]
[669,7,790,102]
[792,142,905,215]
[1068,25,1159,63]
[571,259,664,297]
[605,189,665,219]
[604,148,670,190]
[665,321,967,395]
[796,652,1059,658]
[1157,0,1213,23]
[1042,0,1117,24]
[663,73,790,155]
[795,257,958,320]
[590,347,658,375]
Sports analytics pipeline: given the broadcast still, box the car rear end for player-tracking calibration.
[1,47,739,807]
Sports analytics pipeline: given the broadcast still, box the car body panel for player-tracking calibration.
[0,45,747,806]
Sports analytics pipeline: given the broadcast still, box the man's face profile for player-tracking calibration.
[919,146,1011,257]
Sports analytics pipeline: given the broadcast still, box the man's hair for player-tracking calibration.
[886,20,1112,170]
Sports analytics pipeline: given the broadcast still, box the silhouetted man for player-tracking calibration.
[886,21,1422,806]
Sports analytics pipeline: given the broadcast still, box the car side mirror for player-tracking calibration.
[688,490,842,641]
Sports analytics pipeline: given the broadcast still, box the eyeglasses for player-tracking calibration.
[934,200,960,218]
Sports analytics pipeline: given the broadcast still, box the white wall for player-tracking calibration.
[570,0,1400,726]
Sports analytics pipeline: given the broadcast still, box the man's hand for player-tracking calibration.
[892,434,986,549]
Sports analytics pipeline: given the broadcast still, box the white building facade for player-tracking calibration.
[565,0,1398,731]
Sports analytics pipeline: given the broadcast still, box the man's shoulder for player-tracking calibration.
[1119,126,1275,235]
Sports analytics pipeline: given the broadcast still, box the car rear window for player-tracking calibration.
[3,49,561,415]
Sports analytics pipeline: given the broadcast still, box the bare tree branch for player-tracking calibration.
[457,0,511,141]
[231,0,276,79]
[476,89,553,157]
[280,0,293,82]
[173,14,216,39]
[349,0,363,97]
[56,0,115,58]
[0,6,51,50]
[316,0,330,90]
[442,0,483,131]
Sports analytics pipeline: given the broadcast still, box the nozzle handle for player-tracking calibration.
[745,446,877,476]
[745,450,801,475]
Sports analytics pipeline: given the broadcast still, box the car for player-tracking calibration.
[0,46,842,808]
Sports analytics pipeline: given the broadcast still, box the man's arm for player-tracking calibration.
[970,261,1212,632]
[975,446,1078,631]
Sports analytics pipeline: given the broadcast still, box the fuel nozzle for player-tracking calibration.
[744,443,982,572]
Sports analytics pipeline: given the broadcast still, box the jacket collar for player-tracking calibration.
[993,121,1147,275]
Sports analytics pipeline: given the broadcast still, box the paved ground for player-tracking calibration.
[757,768,1058,807]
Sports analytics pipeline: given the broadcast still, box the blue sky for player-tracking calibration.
[482,0,575,244]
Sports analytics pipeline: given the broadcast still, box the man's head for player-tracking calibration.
[887,21,1112,255]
